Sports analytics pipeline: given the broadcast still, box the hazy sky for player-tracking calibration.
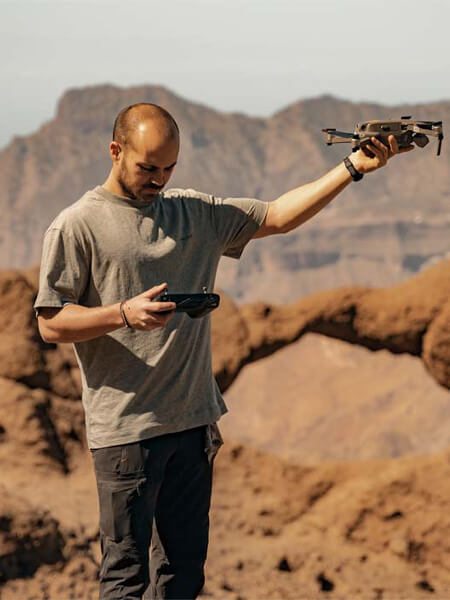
[1,0,449,149]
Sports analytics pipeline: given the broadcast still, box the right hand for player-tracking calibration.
[121,283,177,330]
[350,134,414,174]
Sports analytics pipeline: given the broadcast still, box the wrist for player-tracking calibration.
[348,152,367,174]
[343,155,364,181]
[119,300,133,328]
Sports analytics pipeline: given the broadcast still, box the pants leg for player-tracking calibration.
[146,426,214,600]
[91,436,175,600]
[96,478,153,599]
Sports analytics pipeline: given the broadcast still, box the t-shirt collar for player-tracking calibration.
[94,185,161,210]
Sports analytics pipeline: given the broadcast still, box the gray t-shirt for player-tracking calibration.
[33,185,269,449]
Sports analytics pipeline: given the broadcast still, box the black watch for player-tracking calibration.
[343,156,364,181]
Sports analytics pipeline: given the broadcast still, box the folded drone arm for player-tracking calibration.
[411,124,442,138]
[322,129,355,144]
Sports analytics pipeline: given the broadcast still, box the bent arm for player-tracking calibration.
[37,303,124,344]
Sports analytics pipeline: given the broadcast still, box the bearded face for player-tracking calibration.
[115,135,178,203]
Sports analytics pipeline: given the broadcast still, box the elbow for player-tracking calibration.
[276,219,290,235]
[37,318,63,344]
[36,307,68,344]
[38,325,60,344]
[271,201,289,235]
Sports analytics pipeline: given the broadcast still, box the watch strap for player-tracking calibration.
[343,156,364,181]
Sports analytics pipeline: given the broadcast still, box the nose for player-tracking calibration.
[149,170,165,187]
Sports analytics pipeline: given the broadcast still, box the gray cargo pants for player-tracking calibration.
[90,424,223,600]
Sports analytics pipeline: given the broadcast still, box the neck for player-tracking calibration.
[102,171,134,199]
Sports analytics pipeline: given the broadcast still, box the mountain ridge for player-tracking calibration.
[1,83,448,303]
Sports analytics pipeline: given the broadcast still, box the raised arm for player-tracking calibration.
[253,135,414,238]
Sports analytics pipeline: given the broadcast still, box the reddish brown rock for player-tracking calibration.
[211,292,250,391]
[0,270,47,386]
[0,260,449,598]
[0,377,85,474]
[0,487,65,582]
[423,301,450,388]
[212,259,450,391]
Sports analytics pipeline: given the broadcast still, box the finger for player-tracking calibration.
[148,301,177,312]
[141,282,168,299]
[159,305,177,314]
[361,144,376,158]
[388,134,399,154]
[151,315,170,327]
[366,142,384,163]
[371,137,390,159]
[146,311,171,325]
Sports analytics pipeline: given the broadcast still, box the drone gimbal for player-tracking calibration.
[322,117,444,156]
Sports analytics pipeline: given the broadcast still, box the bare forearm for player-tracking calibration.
[274,161,352,233]
[39,303,124,343]
[272,133,415,235]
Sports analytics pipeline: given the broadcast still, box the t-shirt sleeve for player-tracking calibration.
[33,227,90,318]
[212,195,269,259]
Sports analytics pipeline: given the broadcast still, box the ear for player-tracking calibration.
[109,141,122,163]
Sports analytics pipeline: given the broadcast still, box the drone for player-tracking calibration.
[322,117,444,157]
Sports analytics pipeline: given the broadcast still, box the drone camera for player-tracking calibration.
[412,133,429,148]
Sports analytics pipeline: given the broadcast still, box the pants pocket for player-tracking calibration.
[92,441,149,476]
[119,441,148,475]
[91,445,124,475]
[98,482,136,542]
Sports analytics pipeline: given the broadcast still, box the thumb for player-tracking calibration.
[141,282,168,300]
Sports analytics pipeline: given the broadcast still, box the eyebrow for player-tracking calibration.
[138,161,177,169]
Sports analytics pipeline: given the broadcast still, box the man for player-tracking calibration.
[34,102,413,600]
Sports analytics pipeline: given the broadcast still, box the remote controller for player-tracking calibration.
[156,288,220,319]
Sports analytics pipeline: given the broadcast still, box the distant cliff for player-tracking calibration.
[0,84,449,303]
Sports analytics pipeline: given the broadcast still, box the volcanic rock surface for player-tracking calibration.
[0,262,449,599]
[212,258,450,392]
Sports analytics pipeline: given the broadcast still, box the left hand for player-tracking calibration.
[350,134,415,174]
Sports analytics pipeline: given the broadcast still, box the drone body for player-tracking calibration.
[322,117,444,156]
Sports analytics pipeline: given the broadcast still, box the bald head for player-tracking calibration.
[112,102,179,149]
[107,103,180,203]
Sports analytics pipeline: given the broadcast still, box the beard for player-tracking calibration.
[117,164,139,200]
[118,163,162,202]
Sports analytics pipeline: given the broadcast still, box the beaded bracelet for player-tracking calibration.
[119,300,132,328]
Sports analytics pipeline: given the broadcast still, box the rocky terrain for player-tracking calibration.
[1,84,449,303]
[212,258,450,393]
[0,261,449,598]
